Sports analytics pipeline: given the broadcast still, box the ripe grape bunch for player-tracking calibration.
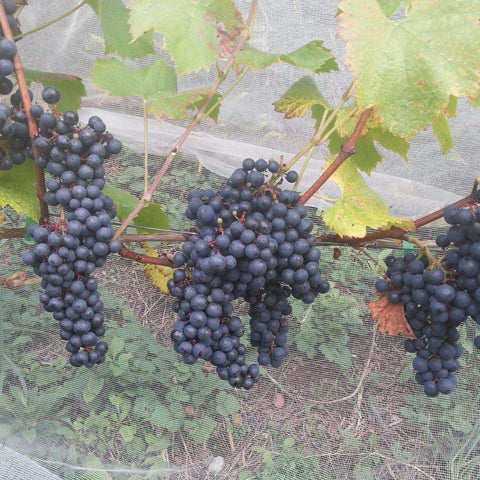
[168,158,330,389]
[0,0,32,171]
[23,86,123,368]
[375,200,480,397]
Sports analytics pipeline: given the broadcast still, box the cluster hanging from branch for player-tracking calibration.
[0,0,480,401]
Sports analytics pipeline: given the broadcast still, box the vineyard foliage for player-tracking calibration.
[0,0,478,238]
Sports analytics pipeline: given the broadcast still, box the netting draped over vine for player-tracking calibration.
[1,1,480,479]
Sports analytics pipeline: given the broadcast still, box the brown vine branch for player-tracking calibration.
[0,4,49,224]
[298,107,374,205]
[118,246,174,267]
[113,0,258,239]
[319,182,478,246]
[0,227,25,239]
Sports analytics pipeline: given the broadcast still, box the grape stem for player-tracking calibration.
[143,100,149,196]
[298,107,374,205]
[319,180,479,245]
[118,246,174,267]
[0,4,50,224]
[113,0,259,240]
[402,235,436,266]
[283,81,355,172]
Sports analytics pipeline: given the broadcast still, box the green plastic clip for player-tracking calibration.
[402,240,414,256]
[24,217,36,243]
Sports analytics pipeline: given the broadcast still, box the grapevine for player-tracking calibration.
[0,0,478,404]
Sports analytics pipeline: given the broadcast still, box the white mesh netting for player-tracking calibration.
[1,1,480,479]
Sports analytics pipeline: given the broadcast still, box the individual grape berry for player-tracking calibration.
[42,86,61,104]
[285,171,298,183]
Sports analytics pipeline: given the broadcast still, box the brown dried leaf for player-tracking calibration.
[185,406,195,417]
[202,362,216,374]
[273,392,285,409]
[333,247,341,260]
[369,294,414,338]
[233,413,243,427]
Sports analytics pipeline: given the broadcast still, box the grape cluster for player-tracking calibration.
[0,100,33,169]
[23,87,123,367]
[168,158,330,389]
[0,0,18,94]
[375,201,480,397]
[0,0,29,170]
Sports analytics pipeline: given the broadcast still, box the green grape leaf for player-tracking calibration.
[83,375,104,404]
[338,0,480,138]
[150,90,208,120]
[24,70,86,112]
[274,76,329,118]
[322,158,415,237]
[184,417,216,444]
[329,131,381,175]
[128,0,243,75]
[215,391,240,417]
[445,95,458,118]
[0,161,39,220]
[103,184,170,233]
[84,456,112,480]
[189,91,222,123]
[378,0,404,17]
[206,0,243,31]
[432,113,453,154]
[369,127,409,159]
[86,0,154,59]
[119,425,137,443]
[280,40,338,73]
[234,44,280,73]
[235,40,337,74]
[151,404,184,432]
[92,58,177,100]
[149,89,220,122]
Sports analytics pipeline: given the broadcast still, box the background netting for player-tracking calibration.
[1,1,480,479]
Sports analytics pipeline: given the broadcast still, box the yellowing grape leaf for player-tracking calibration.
[274,76,329,118]
[369,294,414,337]
[128,0,244,75]
[0,161,39,220]
[432,114,453,155]
[322,157,415,237]
[24,70,86,112]
[142,243,174,295]
[338,0,480,138]
[280,40,338,73]
[86,0,154,59]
